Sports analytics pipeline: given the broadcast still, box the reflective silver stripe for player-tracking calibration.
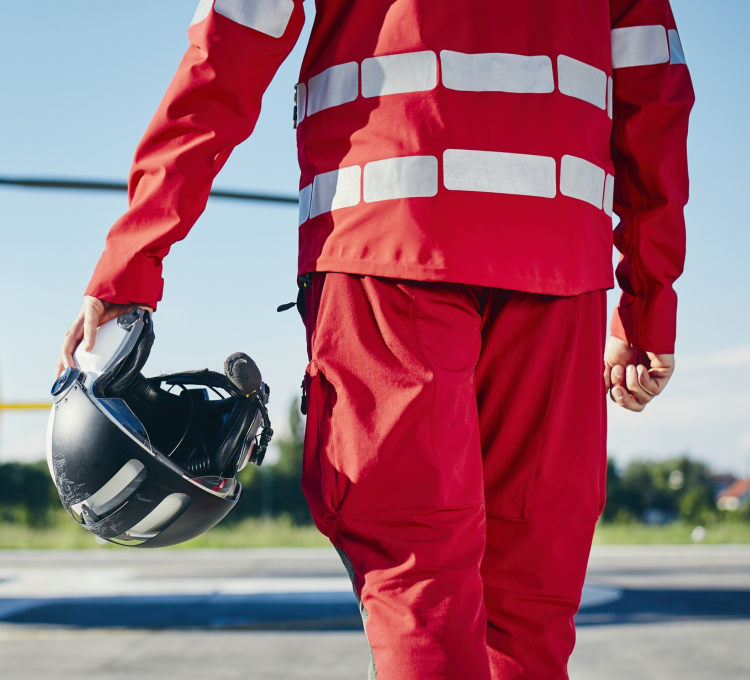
[611,25,669,68]
[603,174,615,216]
[214,0,294,38]
[363,156,438,203]
[607,76,613,119]
[306,63,359,116]
[668,29,687,65]
[298,183,312,224]
[124,494,191,541]
[297,82,307,123]
[310,166,361,218]
[191,0,214,25]
[443,150,556,198]
[361,51,437,98]
[557,55,607,110]
[71,460,147,523]
[441,51,554,93]
[560,155,605,209]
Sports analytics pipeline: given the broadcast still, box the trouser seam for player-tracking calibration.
[407,282,445,507]
[522,298,574,520]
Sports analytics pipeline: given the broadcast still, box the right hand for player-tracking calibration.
[603,336,675,412]
[56,296,153,378]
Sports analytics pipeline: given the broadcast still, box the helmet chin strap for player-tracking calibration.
[167,395,194,459]
[250,388,274,466]
[141,358,273,475]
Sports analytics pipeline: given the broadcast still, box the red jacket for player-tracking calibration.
[86,0,693,353]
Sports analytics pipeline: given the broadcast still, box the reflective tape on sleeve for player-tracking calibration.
[191,0,214,25]
[298,183,312,225]
[668,30,687,65]
[297,83,307,124]
[441,51,554,93]
[443,150,556,198]
[213,0,294,38]
[607,76,613,119]
[310,166,362,218]
[603,174,615,216]
[306,63,359,116]
[361,51,437,98]
[557,55,607,110]
[363,156,438,203]
[611,25,669,68]
[560,155,606,209]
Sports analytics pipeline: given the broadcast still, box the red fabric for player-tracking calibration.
[608,0,694,353]
[85,4,307,307]
[302,273,607,679]
[85,0,692,352]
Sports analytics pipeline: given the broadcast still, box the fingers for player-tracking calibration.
[610,364,624,387]
[604,338,675,413]
[608,363,664,412]
[82,302,100,352]
[56,297,104,378]
[625,364,655,403]
[56,297,153,378]
[610,384,646,412]
[57,321,83,378]
[607,363,652,412]
[638,364,673,396]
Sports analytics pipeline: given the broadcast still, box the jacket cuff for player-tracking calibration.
[85,253,163,311]
[610,289,677,355]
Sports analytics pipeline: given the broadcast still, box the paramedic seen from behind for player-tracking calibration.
[58,1,692,678]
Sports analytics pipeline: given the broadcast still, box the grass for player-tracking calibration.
[2,514,750,549]
[0,513,329,550]
[593,520,750,545]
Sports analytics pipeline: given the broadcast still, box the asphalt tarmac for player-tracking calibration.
[0,545,748,679]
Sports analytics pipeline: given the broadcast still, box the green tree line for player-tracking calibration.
[602,456,748,524]
[1,400,747,528]
[0,399,312,528]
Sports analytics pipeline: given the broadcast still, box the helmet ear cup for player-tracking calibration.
[224,352,262,397]
[101,314,155,397]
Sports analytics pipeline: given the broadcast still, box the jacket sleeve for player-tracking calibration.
[608,0,694,354]
[85,0,306,309]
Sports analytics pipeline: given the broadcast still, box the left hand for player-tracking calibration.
[56,296,153,378]
[604,336,675,412]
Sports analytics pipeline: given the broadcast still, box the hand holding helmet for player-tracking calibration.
[56,296,154,378]
[48,307,272,548]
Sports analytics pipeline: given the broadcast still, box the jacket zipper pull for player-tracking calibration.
[277,274,313,316]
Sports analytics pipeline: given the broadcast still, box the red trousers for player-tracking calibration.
[301,274,607,680]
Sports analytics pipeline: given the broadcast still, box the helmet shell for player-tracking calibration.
[46,310,243,548]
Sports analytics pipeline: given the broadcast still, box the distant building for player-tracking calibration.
[709,473,737,496]
[716,480,750,511]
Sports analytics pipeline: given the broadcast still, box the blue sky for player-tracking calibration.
[0,1,748,474]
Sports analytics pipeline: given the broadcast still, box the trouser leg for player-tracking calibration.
[301,274,490,680]
[476,289,608,679]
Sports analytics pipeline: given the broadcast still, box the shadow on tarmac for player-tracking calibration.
[576,589,750,626]
[2,589,750,630]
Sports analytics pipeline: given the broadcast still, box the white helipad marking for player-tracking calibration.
[0,568,620,615]
[0,569,353,599]
[579,584,623,609]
